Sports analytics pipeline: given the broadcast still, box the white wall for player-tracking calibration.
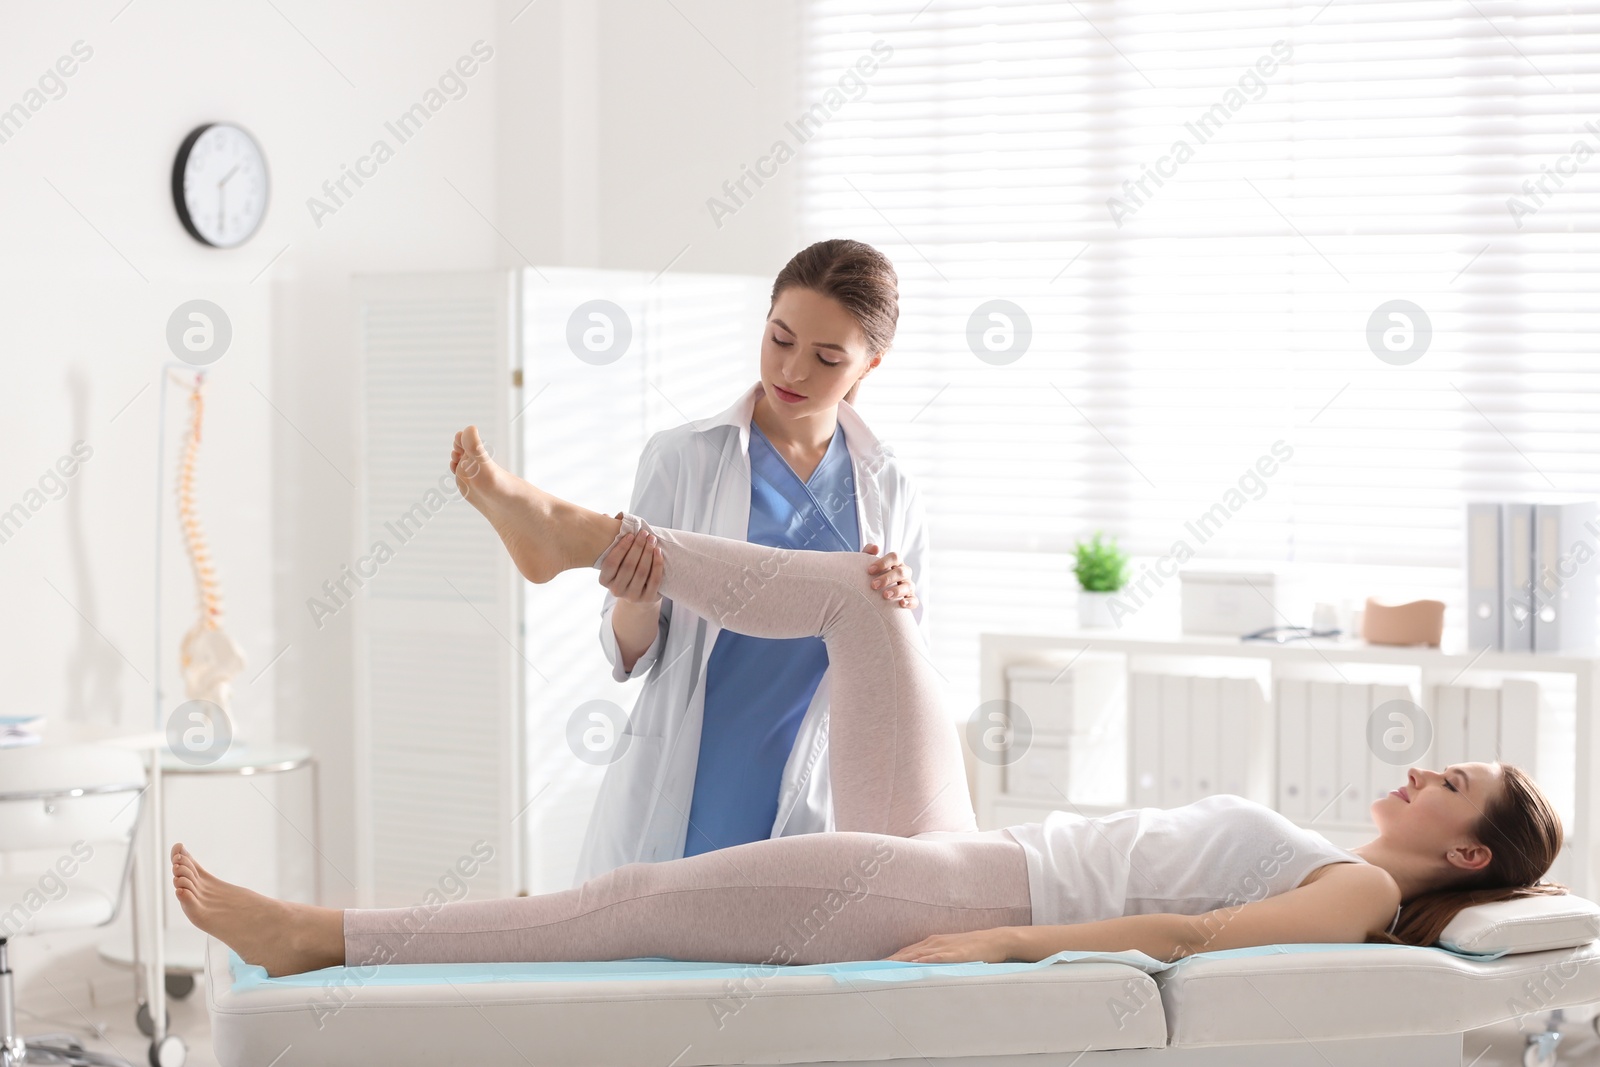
[0,0,503,1004]
[2,0,802,1002]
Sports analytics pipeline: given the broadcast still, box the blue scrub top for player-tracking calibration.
[682,418,860,856]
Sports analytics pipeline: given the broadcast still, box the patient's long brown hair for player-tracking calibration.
[1365,763,1568,947]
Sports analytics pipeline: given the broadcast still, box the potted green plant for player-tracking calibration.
[1073,531,1129,628]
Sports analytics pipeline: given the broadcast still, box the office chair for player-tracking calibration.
[1,744,145,1067]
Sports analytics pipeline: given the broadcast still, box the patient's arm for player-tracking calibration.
[889,912,1195,964]
[1179,861,1400,955]
[998,862,1399,964]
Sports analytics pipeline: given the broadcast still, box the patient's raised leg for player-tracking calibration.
[451,425,976,839]
[448,426,622,582]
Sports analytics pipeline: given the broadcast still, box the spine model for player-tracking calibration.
[179,374,223,629]
[176,372,247,716]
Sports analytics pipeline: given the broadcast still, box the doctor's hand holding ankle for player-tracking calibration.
[598,518,666,676]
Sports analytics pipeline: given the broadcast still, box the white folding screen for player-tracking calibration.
[799,0,1600,709]
[354,271,524,907]
[516,268,769,894]
[356,267,773,898]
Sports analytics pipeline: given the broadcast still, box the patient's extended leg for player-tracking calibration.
[171,843,344,976]
[175,831,1030,974]
[451,424,976,839]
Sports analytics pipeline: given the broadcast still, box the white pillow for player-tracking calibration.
[1436,893,1600,955]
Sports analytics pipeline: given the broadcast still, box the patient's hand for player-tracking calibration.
[886,926,1018,964]
[862,543,917,610]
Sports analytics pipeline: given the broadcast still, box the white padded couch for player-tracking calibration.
[205,894,1600,1067]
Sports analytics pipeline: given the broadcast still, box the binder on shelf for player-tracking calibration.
[1498,678,1540,772]
[1276,678,1308,820]
[1129,671,1162,808]
[1069,660,1126,807]
[1218,677,1270,803]
[1466,502,1502,651]
[1369,683,1415,804]
[1431,684,1468,772]
[1307,680,1341,818]
[1159,674,1191,807]
[1533,501,1599,654]
[1502,503,1535,652]
[1337,683,1372,824]
[1465,686,1499,764]
[1188,676,1220,797]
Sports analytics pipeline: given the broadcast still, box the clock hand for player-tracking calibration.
[215,164,239,232]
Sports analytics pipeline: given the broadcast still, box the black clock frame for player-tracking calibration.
[172,122,268,248]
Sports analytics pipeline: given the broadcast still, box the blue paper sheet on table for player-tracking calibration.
[229,939,1504,994]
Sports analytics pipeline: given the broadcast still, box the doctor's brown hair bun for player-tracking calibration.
[771,239,899,356]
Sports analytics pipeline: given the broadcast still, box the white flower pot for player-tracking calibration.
[1077,590,1119,628]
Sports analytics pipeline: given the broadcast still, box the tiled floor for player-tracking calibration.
[17,979,218,1067]
[25,971,1600,1067]
[1468,1010,1600,1067]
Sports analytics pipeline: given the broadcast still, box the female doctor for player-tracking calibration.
[575,238,935,881]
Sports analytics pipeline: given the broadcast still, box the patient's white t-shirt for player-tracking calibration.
[1002,793,1371,927]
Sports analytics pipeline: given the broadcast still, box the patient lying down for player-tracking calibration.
[172,427,1569,977]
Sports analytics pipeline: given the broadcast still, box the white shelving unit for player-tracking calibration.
[977,626,1600,898]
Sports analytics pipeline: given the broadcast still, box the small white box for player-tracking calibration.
[1004,659,1125,804]
[1005,663,1077,735]
[1179,567,1280,636]
[1005,737,1069,799]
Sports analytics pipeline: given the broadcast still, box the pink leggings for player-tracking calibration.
[343,512,1032,966]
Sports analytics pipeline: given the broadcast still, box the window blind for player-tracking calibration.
[798,0,1600,707]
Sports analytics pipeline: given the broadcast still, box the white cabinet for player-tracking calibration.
[977,628,1593,895]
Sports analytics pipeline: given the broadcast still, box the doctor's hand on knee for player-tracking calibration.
[862,544,917,610]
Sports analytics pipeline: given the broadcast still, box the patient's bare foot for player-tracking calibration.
[171,843,345,977]
[450,425,616,583]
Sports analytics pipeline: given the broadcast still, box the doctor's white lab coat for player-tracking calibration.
[574,380,933,883]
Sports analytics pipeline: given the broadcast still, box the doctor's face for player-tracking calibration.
[760,287,880,416]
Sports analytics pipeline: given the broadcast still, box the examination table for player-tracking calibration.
[205,893,1600,1067]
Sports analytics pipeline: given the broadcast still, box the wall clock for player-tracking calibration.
[172,122,269,248]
